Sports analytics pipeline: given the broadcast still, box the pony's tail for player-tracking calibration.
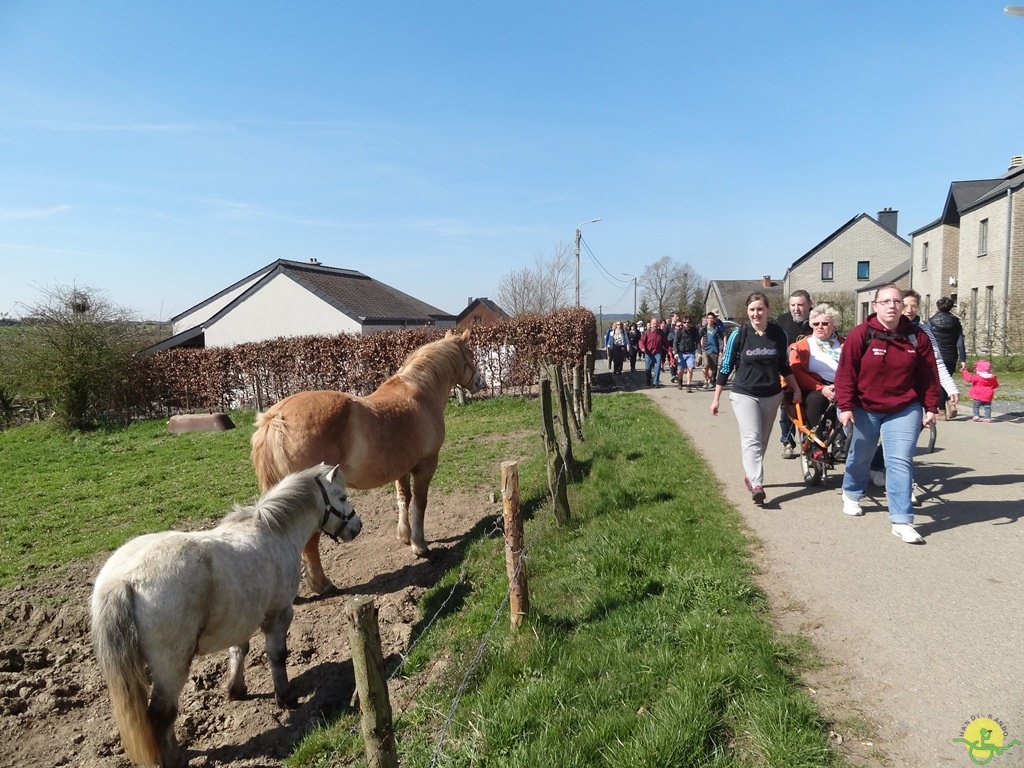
[91,581,160,765]
[252,408,289,492]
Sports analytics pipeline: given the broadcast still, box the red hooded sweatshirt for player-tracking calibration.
[834,314,941,415]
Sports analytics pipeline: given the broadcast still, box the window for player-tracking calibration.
[860,301,870,322]
[821,262,834,281]
[985,285,994,353]
[970,287,979,353]
[979,219,989,255]
[922,242,929,271]
[857,261,870,280]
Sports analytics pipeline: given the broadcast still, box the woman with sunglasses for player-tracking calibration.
[788,303,844,450]
[833,284,941,544]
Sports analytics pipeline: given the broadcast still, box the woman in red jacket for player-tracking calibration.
[788,303,844,447]
[833,284,941,544]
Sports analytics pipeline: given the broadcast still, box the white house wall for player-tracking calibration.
[205,273,360,348]
[172,276,262,336]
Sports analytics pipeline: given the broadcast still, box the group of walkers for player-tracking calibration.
[605,313,728,392]
[700,285,997,546]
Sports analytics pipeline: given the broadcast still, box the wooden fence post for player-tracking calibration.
[345,596,399,768]
[539,375,571,525]
[548,364,581,481]
[584,351,593,415]
[501,461,529,628]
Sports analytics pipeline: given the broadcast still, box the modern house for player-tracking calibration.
[144,258,455,354]
[782,209,910,302]
[853,259,911,322]
[908,157,1024,355]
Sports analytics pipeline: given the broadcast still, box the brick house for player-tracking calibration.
[782,209,910,301]
[456,297,510,329]
[909,157,1024,355]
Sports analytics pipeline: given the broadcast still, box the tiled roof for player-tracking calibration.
[282,260,454,323]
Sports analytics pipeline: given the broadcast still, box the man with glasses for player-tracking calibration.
[671,316,701,392]
[775,290,813,458]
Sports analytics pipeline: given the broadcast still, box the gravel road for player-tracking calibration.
[605,369,1023,767]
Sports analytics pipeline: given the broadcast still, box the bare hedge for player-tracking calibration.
[125,308,596,418]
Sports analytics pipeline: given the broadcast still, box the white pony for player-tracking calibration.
[90,463,361,768]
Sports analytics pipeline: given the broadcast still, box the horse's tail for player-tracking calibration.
[252,407,290,492]
[91,580,160,765]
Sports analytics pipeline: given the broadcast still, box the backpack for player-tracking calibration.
[862,326,919,355]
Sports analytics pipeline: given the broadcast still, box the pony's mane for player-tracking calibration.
[396,335,467,391]
[224,466,321,535]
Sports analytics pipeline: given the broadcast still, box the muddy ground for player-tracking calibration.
[0,485,501,768]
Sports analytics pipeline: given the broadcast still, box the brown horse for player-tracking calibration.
[251,328,484,593]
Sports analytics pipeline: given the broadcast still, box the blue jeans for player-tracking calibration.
[842,402,921,524]
[778,404,796,446]
[645,353,663,386]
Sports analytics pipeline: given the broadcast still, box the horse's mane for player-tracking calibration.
[395,335,466,391]
[223,467,320,536]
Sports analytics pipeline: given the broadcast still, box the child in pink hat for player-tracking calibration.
[961,359,1000,422]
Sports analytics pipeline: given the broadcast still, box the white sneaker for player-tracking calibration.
[911,483,924,507]
[870,470,885,487]
[842,493,864,516]
[892,523,924,544]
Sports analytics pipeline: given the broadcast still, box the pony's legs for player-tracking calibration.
[262,606,298,709]
[226,641,250,700]
[148,668,189,768]
[395,475,413,547]
[300,531,333,594]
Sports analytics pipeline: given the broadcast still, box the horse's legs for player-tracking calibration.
[226,640,250,700]
[301,531,334,594]
[262,606,298,709]
[408,459,438,557]
[395,475,413,547]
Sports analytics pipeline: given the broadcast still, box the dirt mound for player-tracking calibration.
[0,486,499,768]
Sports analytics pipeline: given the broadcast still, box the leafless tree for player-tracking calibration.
[496,241,574,315]
[639,256,707,319]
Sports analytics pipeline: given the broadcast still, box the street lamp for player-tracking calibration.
[622,272,637,319]
[574,217,602,306]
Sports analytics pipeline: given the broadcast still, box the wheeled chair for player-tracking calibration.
[788,398,851,487]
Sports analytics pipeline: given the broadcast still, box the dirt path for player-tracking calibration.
[0,485,500,768]
[619,370,1024,767]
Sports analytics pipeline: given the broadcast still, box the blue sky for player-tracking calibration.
[2,2,1022,321]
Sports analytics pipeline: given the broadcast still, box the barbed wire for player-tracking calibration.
[429,546,528,767]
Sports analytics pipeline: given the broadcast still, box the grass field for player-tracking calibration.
[0,396,845,767]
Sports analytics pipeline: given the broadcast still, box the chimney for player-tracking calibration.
[467,297,474,307]
[762,276,771,288]
[1010,155,1024,170]
[308,258,321,265]
[878,207,898,235]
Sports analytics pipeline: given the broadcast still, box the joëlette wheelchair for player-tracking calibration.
[786,396,852,487]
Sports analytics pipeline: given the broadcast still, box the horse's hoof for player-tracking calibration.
[307,578,337,595]
[411,543,430,558]
[276,692,299,710]
[227,683,247,700]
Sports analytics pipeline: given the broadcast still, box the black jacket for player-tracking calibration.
[927,310,963,365]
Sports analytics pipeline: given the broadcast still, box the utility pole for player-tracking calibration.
[574,218,602,306]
